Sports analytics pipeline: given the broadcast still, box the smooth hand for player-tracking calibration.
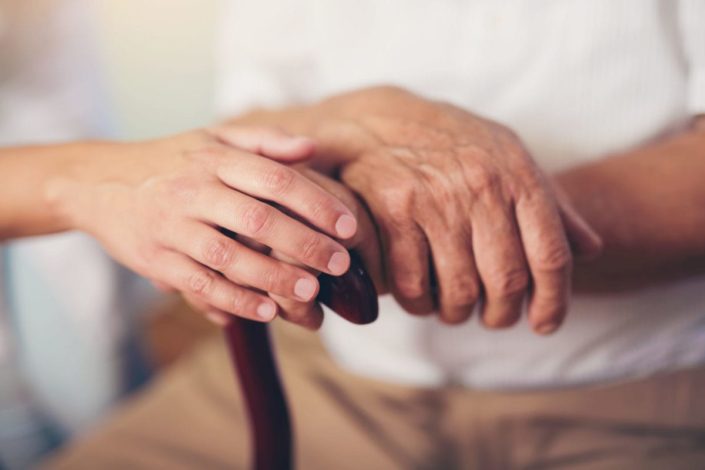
[48,126,358,323]
[218,168,386,330]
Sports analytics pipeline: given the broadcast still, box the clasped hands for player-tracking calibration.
[53,86,601,334]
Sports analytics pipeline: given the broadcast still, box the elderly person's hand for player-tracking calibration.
[313,87,602,333]
[46,126,358,323]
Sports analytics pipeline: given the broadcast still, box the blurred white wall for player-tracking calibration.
[96,0,220,140]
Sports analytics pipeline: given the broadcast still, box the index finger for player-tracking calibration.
[216,150,358,240]
[300,169,387,293]
[516,190,573,335]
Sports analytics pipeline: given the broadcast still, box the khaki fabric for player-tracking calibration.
[45,321,705,469]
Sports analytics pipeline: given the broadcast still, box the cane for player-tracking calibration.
[224,251,378,470]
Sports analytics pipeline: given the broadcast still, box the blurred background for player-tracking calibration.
[95,0,222,365]
[97,0,219,140]
[1,3,226,466]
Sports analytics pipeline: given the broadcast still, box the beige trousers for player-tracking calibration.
[45,322,705,469]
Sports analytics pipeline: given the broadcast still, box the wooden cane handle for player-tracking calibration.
[225,251,378,470]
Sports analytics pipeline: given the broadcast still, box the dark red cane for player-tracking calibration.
[224,251,378,470]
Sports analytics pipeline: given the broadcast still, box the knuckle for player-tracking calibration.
[231,291,255,314]
[258,268,279,292]
[263,165,296,196]
[187,269,215,296]
[381,186,415,222]
[445,281,480,307]
[395,273,427,300]
[535,243,572,272]
[499,127,525,151]
[135,245,162,276]
[188,145,225,160]
[466,166,501,196]
[490,267,529,297]
[307,195,336,222]
[190,145,232,171]
[501,130,533,163]
[160,175,200,203]
[300,234,323,263]
[242,203,272,236]
[203,238,235,269]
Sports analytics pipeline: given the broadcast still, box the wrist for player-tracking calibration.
[305,87,426,171]
[44,141,128,233]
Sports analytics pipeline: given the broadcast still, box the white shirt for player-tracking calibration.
[216,0,705,389]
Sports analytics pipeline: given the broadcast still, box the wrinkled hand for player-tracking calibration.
[50,126,358,323]
[325,87,602,333]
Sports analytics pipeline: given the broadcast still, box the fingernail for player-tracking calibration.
[327,251,349,275]
[256,303,276,321]
[335,214,357,238]
[206,312,230,327]
[536,322,560,335]
[294,278,317,301]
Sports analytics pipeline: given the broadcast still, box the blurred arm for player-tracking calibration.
[557,117,705,292]
[0,142,102,239]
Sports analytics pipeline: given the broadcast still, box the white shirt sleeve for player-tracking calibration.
[680,0,705,115]
[214,0,319,119]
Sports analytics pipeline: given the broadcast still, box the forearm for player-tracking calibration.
[0,143,82,239]
[557,119,705,292]
[0,141,122,240]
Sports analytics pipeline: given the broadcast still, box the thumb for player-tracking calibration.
[208,125,315,162]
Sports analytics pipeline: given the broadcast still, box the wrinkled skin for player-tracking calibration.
[316,87,602,333]
[192,86,602,333]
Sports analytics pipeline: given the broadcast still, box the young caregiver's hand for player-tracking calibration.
[271,168,388,329]
[48,126,358,322]
[237,168,387,330]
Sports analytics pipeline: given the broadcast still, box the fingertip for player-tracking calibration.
[440,308,474,326]
[256,302,277,321]
[534,321,561,335]
[327,251,351,275]
[482,312,520,330]
[335,214,358,239]
[528,302,567,336]
[294,277,319,302]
